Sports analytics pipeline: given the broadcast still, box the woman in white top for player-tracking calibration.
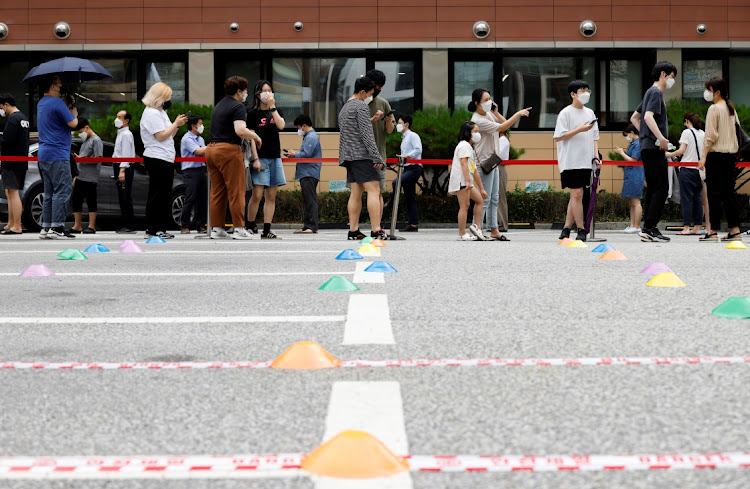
[448,121,487,241]
[468,88,530,240]
[666,112,707,235]
[140,82,187,239]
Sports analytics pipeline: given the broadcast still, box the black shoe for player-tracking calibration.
[116,227,136,234]
[82,227,96,234]
[650,227,670,242]
[54,227,76,238]
[348,229,365,240]
[400,224,418,232]
[156,231,175,239]
[558,227,571,240]
[576,228,587,242]
[371,229,389,240]
[261,231,280,239]
[639,228,656,242]
[67,228,82,234]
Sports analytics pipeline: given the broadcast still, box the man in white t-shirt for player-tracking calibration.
[553,80,600,242]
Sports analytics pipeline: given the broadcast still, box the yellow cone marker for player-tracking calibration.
[598,250,628,261]
[725,241,747,250]
[371,239,388,247]
[357,243,379,253]
[566,239,587,248]
[557,238,572,246]
[270,341,341,370]
[646,272,686,288]
[302,430,409,479]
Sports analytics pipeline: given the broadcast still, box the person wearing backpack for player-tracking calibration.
[666,113,706,236]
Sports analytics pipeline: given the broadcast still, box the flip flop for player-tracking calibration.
[294,228,314,234]
[676,230,693,235]
[0,229,22,235]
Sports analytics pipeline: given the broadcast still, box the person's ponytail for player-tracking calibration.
[467,100,477,112]
[727,98,736,117]
[468,88,488,113]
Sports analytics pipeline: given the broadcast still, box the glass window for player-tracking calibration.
[729,57,750,106]
[682,59,722,100]
[374,61,415,116]
[272,57,366,129]
[0,62,30,131]
[609,60,642,123]
[502,56,595,129]
[147,62,186,102]
[225,60,262,90]
[453,61,493,111]
[78,58,137,119]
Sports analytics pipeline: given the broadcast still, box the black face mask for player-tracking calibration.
[163,100,172,110]
[373,88,381,98]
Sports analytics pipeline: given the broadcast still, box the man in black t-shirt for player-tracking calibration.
[0,93,30,234]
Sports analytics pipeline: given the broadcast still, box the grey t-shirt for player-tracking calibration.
[77,134,103,183]
[635,85,667,151]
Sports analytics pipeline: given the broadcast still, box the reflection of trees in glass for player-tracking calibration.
[147,62,186,102]
[78,58,137,119]
[454,61,493,110]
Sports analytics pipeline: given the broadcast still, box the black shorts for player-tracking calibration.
[344,159,380,185]
[561,169,592,189]
[72,180,98,212]
[1,169,26,190]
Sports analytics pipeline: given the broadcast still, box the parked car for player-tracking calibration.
[0,140,189,232]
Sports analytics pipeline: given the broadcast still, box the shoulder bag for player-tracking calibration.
[480,153,503,175]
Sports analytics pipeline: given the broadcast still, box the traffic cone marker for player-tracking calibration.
[319,276,360,292]
[598,250,628,261]
[84,243,110,253]
[371,239,388,247]
[591,243,615,253]
[145,236,167,244]
[57,249,88,260]
[120,243,145,254]
[119,240,137,248]
[336,249,363,260]
[359,237,374,244]
[357,243,379,253]
[19,264,55,277]
[364,261,398,273]
[270,341,341,370]
[301,430,409,479]
[711,297,750,319]
[566,240,587,248]
[557,238,572,246]
[725,241,747,250]
[646,272,686,287]
[640,262,673,274]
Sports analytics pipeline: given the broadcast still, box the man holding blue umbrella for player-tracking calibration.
[36,73,78,239]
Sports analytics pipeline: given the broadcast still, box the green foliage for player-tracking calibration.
[608,151,624,161]
[666,98,750,146]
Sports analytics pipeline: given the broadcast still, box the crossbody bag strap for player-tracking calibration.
[690,129,701,161]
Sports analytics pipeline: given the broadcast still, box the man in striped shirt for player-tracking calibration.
[338,77,387,241]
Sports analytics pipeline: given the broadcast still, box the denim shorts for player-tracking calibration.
[250,157,287,188]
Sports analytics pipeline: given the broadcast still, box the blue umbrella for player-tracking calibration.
[22,57,112,83]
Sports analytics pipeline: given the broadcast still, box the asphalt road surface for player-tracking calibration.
[0,228,748,489]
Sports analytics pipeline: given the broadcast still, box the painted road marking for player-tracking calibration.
[342,294,394,345]
[315,381,412,489]
[2,272,352,277]
[0,315,345,325]
[353,262,385,284]
[3,250,338,254]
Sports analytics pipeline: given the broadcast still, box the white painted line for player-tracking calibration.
[2,272,352,277]
[3,250,337,254]
[314,381,412,489]
[353,262,385,284]
[0,315,345,325]
[342,294,394,345]
[359,251,381,257]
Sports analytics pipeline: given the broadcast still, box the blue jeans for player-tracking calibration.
[392,165,422,225]
[38,160,72,228]
[480,166,499,229]
[678,168,703,226]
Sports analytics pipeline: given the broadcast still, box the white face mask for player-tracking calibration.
[78,131,88,141]
[114,118,123,128]
[625,135,633,143]
[666,77,675,90]
[297,129,305,137]
[363,95,373,105]
[577,91,591,105]
[196,125,204,134]
[396,124,404,133]
[704,89,714,102]
[0,108,5,118]
[260,92,271,104]
[241,91,248,103]
[480,100,493,112]
[471,132,481,143]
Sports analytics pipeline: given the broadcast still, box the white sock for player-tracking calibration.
[213,227,223,233]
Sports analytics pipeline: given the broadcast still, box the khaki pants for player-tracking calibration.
[496,165,509,231]
[206,142,245,228]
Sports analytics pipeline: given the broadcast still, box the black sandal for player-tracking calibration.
[722,232,743,241]
[699,232,718,242]
[496,235,510,241]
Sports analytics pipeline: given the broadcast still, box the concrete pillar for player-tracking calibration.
[422,49,449,108]
[189,51,215,106]
[656,49,682,102]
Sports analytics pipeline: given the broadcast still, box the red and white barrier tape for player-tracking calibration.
[1,356,748,370]
[0,452,748,477]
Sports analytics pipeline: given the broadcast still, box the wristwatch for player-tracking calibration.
[267,107,277,111]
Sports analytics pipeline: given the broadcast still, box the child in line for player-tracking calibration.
[614,123,644,234]
[448,121,488,241]
[70,117,103,234]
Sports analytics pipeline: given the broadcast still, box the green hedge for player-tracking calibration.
[257,189,750,224]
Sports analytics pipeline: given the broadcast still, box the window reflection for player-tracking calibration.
[610,60,642,123]
[453,61,493,111]
[374,61,415,116]
[683,59,722,100]
[78,58,137,119]
[147,62,186,102]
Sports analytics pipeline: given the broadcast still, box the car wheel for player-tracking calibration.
[21,184,44,232]
[171,189,187,229]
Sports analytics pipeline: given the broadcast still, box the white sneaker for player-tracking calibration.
[39,229,48,239]
[622,226,640,234]
[232,227,254,240]
[457,232,478,241]
[210,228,229,239]
[468,224,484,240]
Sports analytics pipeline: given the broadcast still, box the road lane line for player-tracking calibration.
[342,294,394,345]
[352,262,385,284]
[0,315,345,325]
[2,272,351,277]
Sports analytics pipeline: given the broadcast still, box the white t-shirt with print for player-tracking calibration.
[448,140,477,195]
[140,106,176,161]
[678,128,705,170]
[553,104,599,173]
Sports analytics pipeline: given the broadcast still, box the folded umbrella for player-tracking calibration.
[22,57,112,83]
[584,167,600,234]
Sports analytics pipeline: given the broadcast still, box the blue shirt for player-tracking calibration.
[180,131,206,170]
[400,129,422,165]
[294,129,322,180]
[37,96,75,162]
[626,138,641,161]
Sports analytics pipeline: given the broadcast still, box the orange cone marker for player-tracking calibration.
[270,341,341,370]
[371,239,388,247]
[598,250,628,261]
[557,238,572,246]
[302,430,409,479]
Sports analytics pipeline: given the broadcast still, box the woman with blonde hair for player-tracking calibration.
[140,82,187,239]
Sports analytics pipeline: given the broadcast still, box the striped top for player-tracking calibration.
[337,98,382,166]
[704,100,739,154]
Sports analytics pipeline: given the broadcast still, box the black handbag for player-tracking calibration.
[479,154,502,175]
[736,120,750,161]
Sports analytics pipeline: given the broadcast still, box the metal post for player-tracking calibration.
[388,156,406,240]
[196,163,212,239]
[588,213,607,242]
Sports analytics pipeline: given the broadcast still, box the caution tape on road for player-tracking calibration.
[1,356,748,370]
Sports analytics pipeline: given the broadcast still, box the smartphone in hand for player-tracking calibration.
[589,118,598,125]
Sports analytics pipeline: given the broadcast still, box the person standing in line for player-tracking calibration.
[286,114,321,234]
[338,76,387,241]
[0,93,30,235]
[393,114,422,232]
[666,113,706,235]
[554,80,600,242]
[140,82,187,240]
[366,69,395,221]
[69,118,102,234]
[179,115,208,234]
[630,61,677,243]
[113,110,137,234]
[468,88,531,240]
[448,121,487,241]
[246,80,286,239]
[205,75,260,240]
[614,124,644,234]
[698,77,742,242]
[36,74,78,239]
